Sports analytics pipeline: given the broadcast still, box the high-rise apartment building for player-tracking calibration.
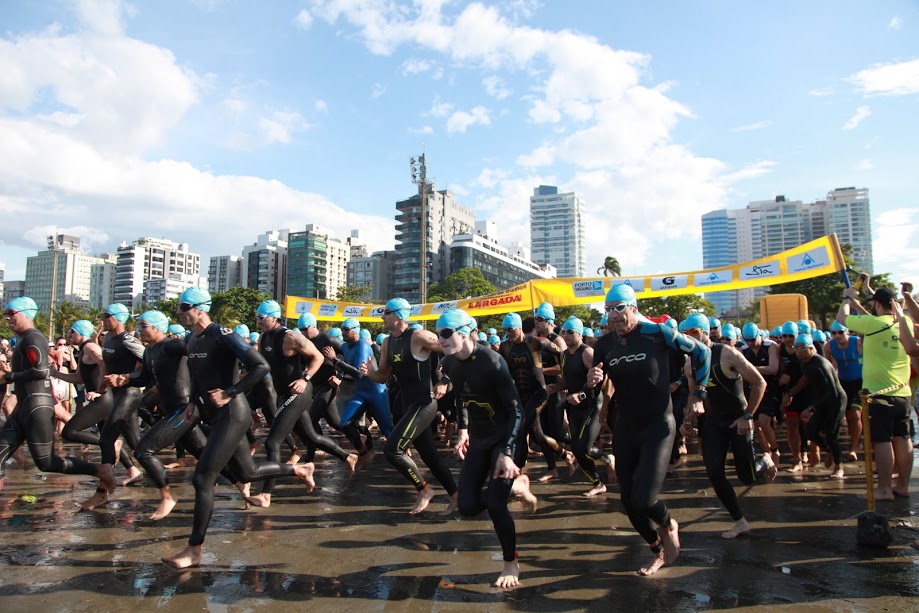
[286,225,350,300]
[347,250,396,302]
[113,237,200,309]
[241,230,288,300]
[89,253,119,308]
[25,234,102,313]
[451,221,556,290]
[530,185,586,278]
[208,255,242,293]
[394,187,475,303]
[2,280,25,304]
[702,187,872,317]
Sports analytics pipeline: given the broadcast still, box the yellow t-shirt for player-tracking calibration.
[846,313,912,397]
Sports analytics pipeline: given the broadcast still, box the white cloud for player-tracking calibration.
[808,87,834,97]
[446,106,491,134]
[257,111,312,145]
[371,82,386,98]
[731,120,771,133]
[293,9,314,30]
[429,98,454,117]
[75,0,127,36]
[874,209,919,282]
[314,99,327,113]
[848,58,919,95]
[483,75,511,99]
[409,125,434,135]
[888,17,902,30]
[403,58,434,75]
[843,105,871,130]
[855,158,874,171]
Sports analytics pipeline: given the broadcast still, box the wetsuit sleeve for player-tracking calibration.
[220,329,270,395]
[535,337,560,354]
[808,359,840,410]
[493,353,523,457]
[123,333,147,361]
[7,337,50,383]
[658,323,710,387]
[334,345,362,378]
[128,350,153,388]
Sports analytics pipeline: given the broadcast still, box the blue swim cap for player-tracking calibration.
[384,297,412,321]
[502,312,522,330]
[329,327,343,339]
[409,323,423,331]
[797,320,811,334]
[722,324,737,340]
[249,332,259,343]
[71,319,95,338]
[600,315,608,326]
[139,310,169,333]
[375,333,386,345]
[830,320,847,332]
[168,324,185,335]
[105,303,130,323]
[680,313,710,332]
[781,321,798,336]
[741,322,759,340]
[5,297,39,320]
[234,324,250,337]
[477,332,486,341]
[561,316,584,335]
[812,329,826,343]
[486,328,497,336]
[606,283,637,306]
[436,309,473,335]
[488,334,501,345]
[179,287,211,312]
[298,313,317,329]
[257,300,281,318]
[771,326,782,337]
[795,333,813,347]
[583,327,595,338]
[360,329,371,341]
[709,317,721,329]
[535,302,555,321]
[469,318,479,331]
[341,317,360,331]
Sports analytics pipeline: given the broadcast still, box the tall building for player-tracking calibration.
[0,263,4,285]
[702,187,873,317]
[451,220,556,290]
[530,185,587,278]
[241,230,288,299]
[25,234,102,313]
[208,255,242,293]
[113,237,200,309]
[2,280,25,303]
[347,250,396,302]
[394,187,475,303]
[89,252,119,309]
[286,225,351,300]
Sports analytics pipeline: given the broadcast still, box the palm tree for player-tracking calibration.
[596,256,622,277]
[52,301,87,338]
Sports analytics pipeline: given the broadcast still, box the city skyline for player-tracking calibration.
[1,2,916,287]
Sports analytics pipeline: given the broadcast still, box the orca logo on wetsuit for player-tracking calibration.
[188,353,208,359]
[607,353,647,366]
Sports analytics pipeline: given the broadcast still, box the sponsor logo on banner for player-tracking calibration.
[318,304,338,317]
[294,301,313,314]
[694,270,733,287]
[467,294,523,309]
[410,305,424,316]
[369,306,386,317]
[343,305,365,317]
[614,277,646,292]
[432,301,458,313]
[651,275,688,291]
[571,280,604,298]
[787,247,830,273]
[740,261,779,279]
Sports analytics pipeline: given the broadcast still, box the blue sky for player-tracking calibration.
[1,0,917,292]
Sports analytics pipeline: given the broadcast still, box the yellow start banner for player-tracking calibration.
[284,234,846,322]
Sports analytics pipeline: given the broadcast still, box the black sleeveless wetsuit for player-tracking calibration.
[98,331,145,465]
[561,343,610,487]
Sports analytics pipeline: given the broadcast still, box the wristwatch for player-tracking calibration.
[303,373,312,381]
[692,388,707,399]
[224,386,236,398]
[743,411,754,420]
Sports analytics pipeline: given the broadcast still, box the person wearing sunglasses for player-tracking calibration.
[586,284,710,576]
[359,297,458,515]
[823,321,863,462]
[0,298,113,498]
[709,317,722,342]
[437,308,536,588]
[739,322,782,467]
[776,320,811,472]
[162,287,316,569]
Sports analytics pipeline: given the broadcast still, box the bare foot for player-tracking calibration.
[162,545,202,569]
[151,489,179,520]
[76,488,109,510]
[846,451,858,462]
[659,519,680,564]
[809,451,821,467]
[164,457,196,469]
[494,559,520,588]
[638,549,666,576]
[565,451,577,477]
[537,469,558,483]
[355,451,375,472]
[830,466,844,479]
[287,449,302,465]
[121,466,144,487]
[440,491,459,516]
[858,489,895,501]
[789,460,804,473]
[409,485,436,515]
[892,486,910,498]
[583,483,607,497]
[762,454,778,482]
[97,464,117,494]
[245,493,272,508]
[721,517,751,539]
[511,475,538,513]
[293,462,315,494]
[345,453,358,478]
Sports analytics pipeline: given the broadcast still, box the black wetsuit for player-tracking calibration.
[442,345,523,562]
[61,340,135,470]
[561,343,610,487]
[258,325,351,496]
[304,331,347,461]
[538,334,567,469]
[801,353,846,466]
[185,323,299,547]
[383,329,457,495]
[591,321,710,547]
[0,328,98,481]
[742,340,780,419]
[98,331,145,466]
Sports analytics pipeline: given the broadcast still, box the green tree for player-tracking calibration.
[638,294,717,321]
[555,305,604,328]
[596,256,622,277]
[336,285,373,303]
[211,287,272,330]
[156,298,180,324]
[427,268,497,301]
[50,301,87,339]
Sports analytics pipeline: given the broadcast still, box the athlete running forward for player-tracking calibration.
[247,301,358,508]
[587,284,711,576]
[0,298,114,497]
[162,288,315,570]
[360,297,458,514]
[438,309,537,588]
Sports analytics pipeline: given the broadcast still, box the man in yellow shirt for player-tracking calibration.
[837,284,913,500]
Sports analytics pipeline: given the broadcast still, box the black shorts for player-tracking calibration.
[867,395,911,443]
[755,387,782,419]
[840,379,862,412]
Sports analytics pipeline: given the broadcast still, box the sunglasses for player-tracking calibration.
[535,316,549,323]
[56,343,66,347]
[137,323,153,330]
[340,326,357,332]
[604,303,631,314]
[782,334,795,339]
[438,328,455,339]
[560,329,578,335]
[383,309,396,316]
[793,344,810,350]
[503,327,516,334]
[3,310,17,317]
[833,331,846,335]
[682,328,702,336]
[178,301,209,312]
[256,314,270,321]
